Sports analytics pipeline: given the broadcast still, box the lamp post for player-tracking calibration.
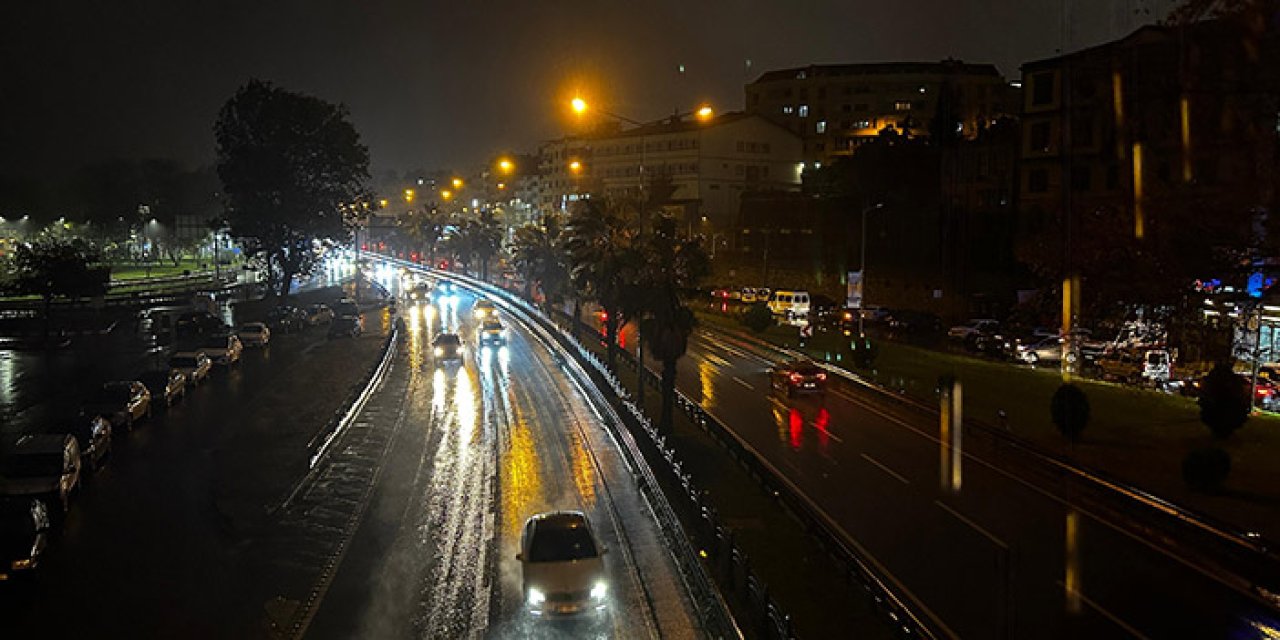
[858,202,885,337]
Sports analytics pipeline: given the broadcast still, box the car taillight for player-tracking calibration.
[789,372,803,383]
[816,372,826,381]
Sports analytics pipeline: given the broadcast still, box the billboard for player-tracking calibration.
[847,270,863,309]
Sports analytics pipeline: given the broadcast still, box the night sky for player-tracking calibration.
[1,0,1177,180]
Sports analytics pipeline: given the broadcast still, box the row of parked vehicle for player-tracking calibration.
[0,297,365,582]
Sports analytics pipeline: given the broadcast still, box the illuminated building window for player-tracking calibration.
[816,120,827,134]
[798,105,809,118]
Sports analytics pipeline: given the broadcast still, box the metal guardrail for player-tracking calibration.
[701,322,1280,612]
[384,256,934,639]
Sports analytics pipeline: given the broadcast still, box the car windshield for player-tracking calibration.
[528,523,598,562]
[435,335,461,346]
[0,454,63,478]
[482,322,503,331]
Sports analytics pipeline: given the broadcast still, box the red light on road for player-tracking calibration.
[788,409,803,449]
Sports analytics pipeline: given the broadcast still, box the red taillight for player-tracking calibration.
[816,372,826,381]
[789,372,803,383]
[1259,387,1274,397]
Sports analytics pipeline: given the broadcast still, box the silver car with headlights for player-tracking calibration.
[517,511,608,616]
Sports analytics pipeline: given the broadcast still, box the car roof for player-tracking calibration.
[527,510,589,531]
[7,434,71,455]
[474,299,495,306]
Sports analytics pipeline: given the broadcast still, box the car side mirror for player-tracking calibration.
[515,553,523,561]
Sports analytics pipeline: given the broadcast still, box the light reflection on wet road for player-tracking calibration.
[305,281,700,640]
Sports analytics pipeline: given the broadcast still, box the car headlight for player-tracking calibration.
[591,581,607,600]
[527,588,546,606]
[11,558,33,570]
[434,347,443,356]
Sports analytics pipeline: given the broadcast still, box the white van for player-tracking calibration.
[767,290,810,319]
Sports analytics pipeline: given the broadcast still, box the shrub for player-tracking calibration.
[1198,362,1250,440]
[740,302,774,333]
[1182,447,1231,492]
[1050,383,1090,442]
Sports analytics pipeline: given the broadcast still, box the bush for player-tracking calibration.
[849,336,878,369]
[1050,383,1090,442]
[740,302,774,333]
[1198,362,1250,440]
[1182,447,1231,492]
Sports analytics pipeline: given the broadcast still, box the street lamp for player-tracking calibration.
[568,160,583,174]
[497,158,514,174]
[571,96,588,115]
[451,177,464,190]
[441,190,453,201]
[857,202,885,337]
[404,189,415,203]
[696,105,714,121]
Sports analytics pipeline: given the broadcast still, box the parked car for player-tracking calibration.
[138,368,187,406]
[327,315,363,338]
[1015,336,1067,365]
[472,299,499,320]
[306,304,335,325]
[64,415,112,472]
[517,511,608,616]
[0,497,51,580]
[947,319,1000,342]
[0,434,81,513]
[169,351,212,386]
[432,333,465,363]
[175,311,229,338]
[769,359,828,396]
[82,381,152,429]
[202,334,243,366]
[477,320,506,347]
[237,322,271,347]
[266,305,307,333]
[333,298,361,321]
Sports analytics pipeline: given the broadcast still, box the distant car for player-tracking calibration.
[477,320,506,346]
[0,497,51,580]
[237,322,271,347]
[769,359,828,396]
[306,304,334,326]
[202,334,243,366]
[138,368,187,407]
[885,309,944,336]
[766,290,811,320]
[517,511,608,616]
[0,434,82,513]
[266,306,307,333]
[947,319,1000,342]
[332,298,361,321]
[1015,336,1066,365]
[327,315,363,338]
[432,333,464,362]
[169,351,212,386]
[83,381,152,429]
[64,415,112,472]
[472,299,498,320]
[407,283,433,302]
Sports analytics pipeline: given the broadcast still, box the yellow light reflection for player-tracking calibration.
[1112,70,1126,159]
[1132,142,1145,239]
[1064,509,1082,614]
[501,402,544,537]
[697,358,718,410]
[1180,96,1192,182]
[569,430,597,507]
[432,368,447,411]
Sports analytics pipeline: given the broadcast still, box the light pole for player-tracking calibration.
[858,202,885,336]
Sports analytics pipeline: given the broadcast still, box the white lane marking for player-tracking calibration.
[861,452,909,485]
[731,375,754,390]
[934,500,1008,550]
[702,352,732,368]
[1055,580,1154,640]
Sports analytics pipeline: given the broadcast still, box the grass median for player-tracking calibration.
[695,306,1280,539]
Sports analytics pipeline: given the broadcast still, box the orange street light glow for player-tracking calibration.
[569,160,582,173]
[696,105,714,121]
[498,158,514,173]
[452,177,464,189]
[571,97,588,114]
[441,190,453,200]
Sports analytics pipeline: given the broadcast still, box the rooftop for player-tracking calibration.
[751,60,1003,84]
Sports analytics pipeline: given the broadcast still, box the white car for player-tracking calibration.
[237,322,271,347]
[517,511,608,616]
[201,334,243,366]
[170,351,213,385]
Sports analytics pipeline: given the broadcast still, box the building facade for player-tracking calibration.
[745,60,1018,163]
[535,113,804,232]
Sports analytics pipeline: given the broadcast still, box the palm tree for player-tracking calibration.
[471,208,504,281]
[563,198,643,371]
[399,207,450,264]
[636,214,709,433]
[509,213,569,308]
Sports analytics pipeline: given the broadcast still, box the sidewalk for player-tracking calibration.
[695,307,1280,540]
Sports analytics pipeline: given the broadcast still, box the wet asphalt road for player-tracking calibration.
[616,321,1280,639]
[301,282,702,640]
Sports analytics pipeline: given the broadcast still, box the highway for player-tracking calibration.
[300,275,704,639]
[622,322,1280,639]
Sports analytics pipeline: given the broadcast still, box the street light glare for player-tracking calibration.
[441,190,453,200]
[696,105,714,121]
[498,158,514,173]
[569,160,582,173]
[571,97,588,114]
[452,177,464,189]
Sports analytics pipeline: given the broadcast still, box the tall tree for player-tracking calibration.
[7,233,109,342]
[471,208,504,281]
[510,213,569,308]
[214,79,369,297]
[637,214,710,433]
[399,207,450,263]
[563,198,643,371]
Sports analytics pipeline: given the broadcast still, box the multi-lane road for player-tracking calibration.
[630,323,1280,639]
[291,274,705,639]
